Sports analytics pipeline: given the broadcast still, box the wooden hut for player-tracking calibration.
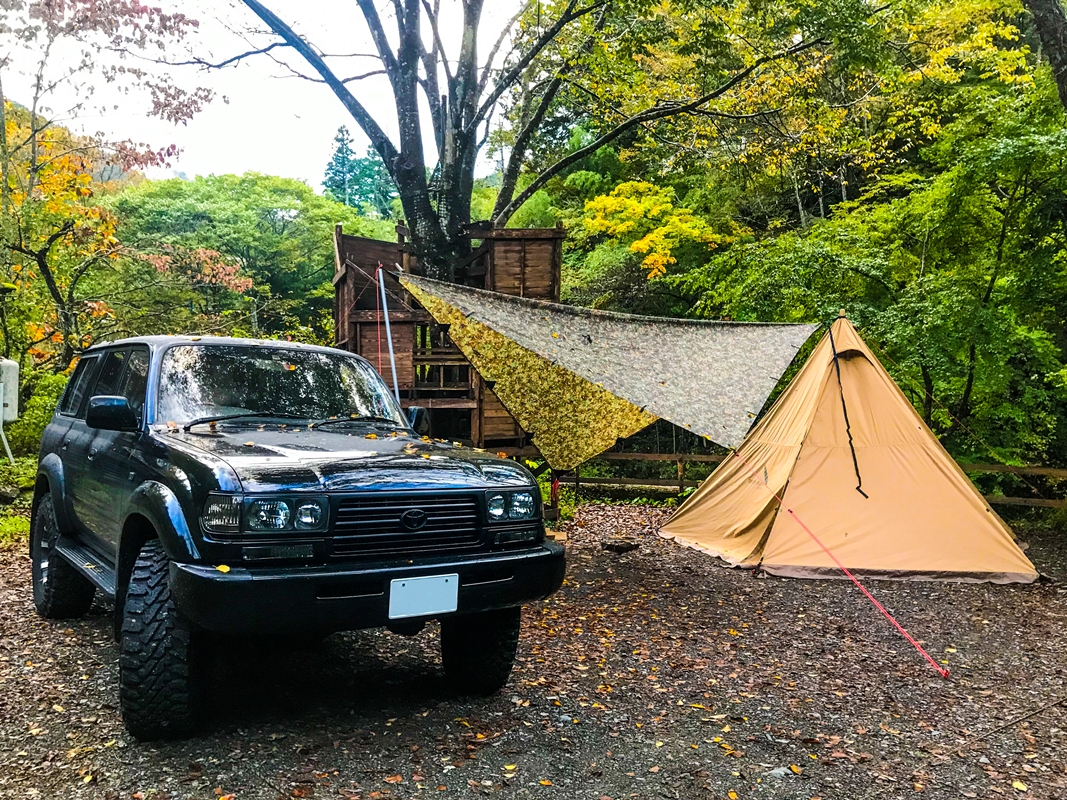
[332,222,564,448]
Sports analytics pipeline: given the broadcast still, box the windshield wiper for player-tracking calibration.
[310,415,404,430]
[181,412,309,432]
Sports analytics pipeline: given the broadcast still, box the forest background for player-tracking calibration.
[4,0,1067,509]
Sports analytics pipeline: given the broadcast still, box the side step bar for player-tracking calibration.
[54,536,117,599]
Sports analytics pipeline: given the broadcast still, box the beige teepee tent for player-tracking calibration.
[661,316,1038,584]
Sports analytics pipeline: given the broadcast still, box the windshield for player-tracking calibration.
[155,345,406,427]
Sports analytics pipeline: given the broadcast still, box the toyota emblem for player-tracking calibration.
[400,508,429,531]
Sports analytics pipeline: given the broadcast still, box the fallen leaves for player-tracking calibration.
[3,504,1067,800]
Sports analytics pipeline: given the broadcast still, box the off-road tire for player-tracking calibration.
[441,607,522,696]
[30,494,95,619]
[119,540,204,740]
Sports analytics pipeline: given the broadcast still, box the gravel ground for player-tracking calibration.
[1,504,1066,800]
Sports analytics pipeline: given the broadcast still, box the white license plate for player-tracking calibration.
[388,574,459,619]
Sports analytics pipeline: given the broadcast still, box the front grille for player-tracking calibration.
[331,493,483,557]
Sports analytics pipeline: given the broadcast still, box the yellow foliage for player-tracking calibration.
[582,181,741,279]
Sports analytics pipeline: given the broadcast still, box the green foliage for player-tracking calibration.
[0,513,30,547]
[545,0,1067,472]
[6,375,67,457]
[323,126,398,218]
[112,173,395,344]
[0,455,39,490]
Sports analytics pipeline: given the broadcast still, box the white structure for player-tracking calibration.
[0,359,17,464]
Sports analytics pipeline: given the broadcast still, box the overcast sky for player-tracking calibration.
[10,0,516,188]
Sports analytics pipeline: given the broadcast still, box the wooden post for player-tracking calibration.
[471,372,483,447]
[677,458,685,492]
[545,468,560,521]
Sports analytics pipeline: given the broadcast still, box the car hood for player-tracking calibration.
[157,426,535,493]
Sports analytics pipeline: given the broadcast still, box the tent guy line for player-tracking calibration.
[728,443,950,679]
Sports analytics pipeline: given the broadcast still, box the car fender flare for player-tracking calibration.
[34,453,72,532]
[124,481,201,563]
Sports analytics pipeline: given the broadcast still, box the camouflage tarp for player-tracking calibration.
[401,274,819,470]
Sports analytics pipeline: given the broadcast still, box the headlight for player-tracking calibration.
[201,494,241,533]
[487,493,507,520]
[201,494,330,534]
[484,489,540,521]
[508,491,536,519]
[295,498,327,530]
[247,498,291,531]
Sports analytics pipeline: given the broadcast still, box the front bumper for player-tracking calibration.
[169,542,566,635]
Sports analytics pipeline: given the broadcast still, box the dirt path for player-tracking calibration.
[1,505,1066,799]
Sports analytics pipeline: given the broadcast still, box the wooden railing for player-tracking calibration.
[541,452,1067,509]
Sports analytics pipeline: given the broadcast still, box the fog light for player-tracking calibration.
[494,527,542,545]
[487,493,506,520]
[247,499,291,530]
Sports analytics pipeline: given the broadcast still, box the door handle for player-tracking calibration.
[62,439,69,450]
[87,448,98,461]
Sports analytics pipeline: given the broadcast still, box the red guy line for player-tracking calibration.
[728,449,950,679]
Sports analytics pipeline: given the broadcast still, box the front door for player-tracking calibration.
[55,354,100,541]
[75,347,151,556]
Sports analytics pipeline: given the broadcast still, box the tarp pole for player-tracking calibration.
[377,265,401,402]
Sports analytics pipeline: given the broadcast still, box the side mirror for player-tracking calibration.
[406,405,429,435]
[86,395,139,431]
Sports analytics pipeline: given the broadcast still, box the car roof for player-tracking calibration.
[83,335,355,359]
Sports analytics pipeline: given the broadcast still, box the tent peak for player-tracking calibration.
[838,309,847,318]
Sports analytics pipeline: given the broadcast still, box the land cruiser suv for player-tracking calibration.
[30,337,565,739]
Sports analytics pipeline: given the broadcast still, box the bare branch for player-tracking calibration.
[494,3,610,218]
[239,1,399,165]
[355,0,401,81]
[144,42,289,70]
[469,0,609,135]
[477,2,532,96]
[421,0,453,84]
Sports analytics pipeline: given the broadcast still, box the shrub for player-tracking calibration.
[6,374,67,457]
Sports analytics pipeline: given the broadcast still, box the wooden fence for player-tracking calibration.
[542,452,1067,509]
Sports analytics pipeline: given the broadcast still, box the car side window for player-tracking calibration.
[58,356,99,417]
[118,348,150,421]
[93,350,128,397]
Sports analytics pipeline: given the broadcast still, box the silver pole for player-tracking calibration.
[0,382,13,465]
[377,266,401,401]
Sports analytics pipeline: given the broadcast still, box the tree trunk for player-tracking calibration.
[1025,0,1067,110]
[920,360,934,427]
[0,69,10,211]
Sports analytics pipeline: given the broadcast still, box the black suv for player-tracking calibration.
[30,337,564,739]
